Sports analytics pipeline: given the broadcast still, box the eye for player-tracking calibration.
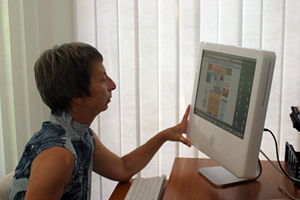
[101,75,107,82]
[101,72,108,82]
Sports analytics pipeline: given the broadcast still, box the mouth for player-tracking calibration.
[107,94,112,104]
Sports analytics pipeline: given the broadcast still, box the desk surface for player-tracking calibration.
[110,158,300,200]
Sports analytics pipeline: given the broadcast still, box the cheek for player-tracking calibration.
[90,83,109,100]
[99,87,107,96]
[96,87,109,100]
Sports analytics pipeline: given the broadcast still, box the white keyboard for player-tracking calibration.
[124,175,166,200]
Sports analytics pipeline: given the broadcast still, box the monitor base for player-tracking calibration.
[199,166,252,187]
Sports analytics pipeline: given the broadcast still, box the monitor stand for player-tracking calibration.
[198,165,260,187]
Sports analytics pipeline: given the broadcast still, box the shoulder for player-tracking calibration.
[28,121,67,147]
[33,146,74,171]
[24,147,75,199]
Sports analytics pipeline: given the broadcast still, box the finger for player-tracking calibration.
[181,105,191,133]
[181,105,191,123]
[180,135,191,147]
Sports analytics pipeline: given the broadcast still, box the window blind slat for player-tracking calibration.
[138,0,160,178]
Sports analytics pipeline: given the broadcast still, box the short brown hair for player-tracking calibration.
[34,42,103,115]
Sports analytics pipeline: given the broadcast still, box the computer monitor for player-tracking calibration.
[187,42,276,186]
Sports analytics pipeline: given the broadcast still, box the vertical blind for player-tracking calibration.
[78,0,300,199]
[1,0,300,199]
[0,0,75,179]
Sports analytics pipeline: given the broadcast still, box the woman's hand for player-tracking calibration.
[163,105,191,147]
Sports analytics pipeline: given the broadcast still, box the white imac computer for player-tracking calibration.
[187,42,276,186]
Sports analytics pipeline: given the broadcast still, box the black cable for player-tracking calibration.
[263,128,300,183]
[254,158,262,180]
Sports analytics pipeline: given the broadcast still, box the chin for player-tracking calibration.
[101,105,109,112]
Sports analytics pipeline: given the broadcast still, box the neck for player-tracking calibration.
[67,109,96,125]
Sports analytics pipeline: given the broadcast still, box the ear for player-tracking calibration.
[72,97,84,106]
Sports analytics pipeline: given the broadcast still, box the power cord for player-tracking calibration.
[260,150,300,200]
[263,128,300,183]
[261,128,300,200]
[254,158,262,180]
[278,185,300,200]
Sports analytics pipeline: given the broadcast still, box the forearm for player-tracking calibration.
[92,129,171,182]
[121,130,169,178]
[92,106,190,182]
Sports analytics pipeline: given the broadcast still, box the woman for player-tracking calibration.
[9,42,191,200]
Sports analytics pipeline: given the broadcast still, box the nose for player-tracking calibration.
[108,76,116,91]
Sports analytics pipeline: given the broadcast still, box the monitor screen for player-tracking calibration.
[194,50,256,140]
[187,42,276,186]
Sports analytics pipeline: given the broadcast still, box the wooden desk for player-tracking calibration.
[110,158,300,200]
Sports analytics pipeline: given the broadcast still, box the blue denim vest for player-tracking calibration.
[9,111,95,200]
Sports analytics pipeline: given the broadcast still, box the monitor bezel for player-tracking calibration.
[187,42,276,179]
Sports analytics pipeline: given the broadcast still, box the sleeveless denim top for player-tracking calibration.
[9,111,95,200]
